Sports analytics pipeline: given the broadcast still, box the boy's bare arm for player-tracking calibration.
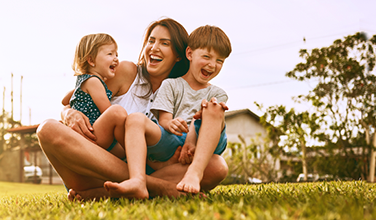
[159,111,188,136]
[179,119,197,165]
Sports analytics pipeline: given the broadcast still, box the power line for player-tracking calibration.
[233,29,376,57]
[226,80,293,90]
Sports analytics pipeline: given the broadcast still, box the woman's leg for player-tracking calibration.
[151,153,228,191]
[37,119,183,200]
[37,119,130,190]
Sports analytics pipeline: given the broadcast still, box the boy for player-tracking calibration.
[104,25,231,198]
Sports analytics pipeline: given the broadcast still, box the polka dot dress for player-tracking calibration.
[70,74,113,125]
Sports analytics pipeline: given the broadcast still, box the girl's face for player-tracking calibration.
[143,25,180,80]
[90,43,118,80]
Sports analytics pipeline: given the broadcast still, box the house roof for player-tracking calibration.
[225,108,260,121]
[7,124,40,134]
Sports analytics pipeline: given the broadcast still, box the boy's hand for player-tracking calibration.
[179,142,196,165]
[167,117,189,136]
[193,97,229,119]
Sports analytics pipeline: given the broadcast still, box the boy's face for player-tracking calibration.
[186,47,225,86]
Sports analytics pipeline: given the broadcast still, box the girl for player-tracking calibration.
[63,33,126,158]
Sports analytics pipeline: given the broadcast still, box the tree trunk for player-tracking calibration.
[301,140,308,181]
[238,135,248,182]
[369,134,376,182]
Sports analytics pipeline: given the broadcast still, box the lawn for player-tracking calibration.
[0,181,375,219]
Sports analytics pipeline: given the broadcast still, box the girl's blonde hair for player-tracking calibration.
[72,33,117,76]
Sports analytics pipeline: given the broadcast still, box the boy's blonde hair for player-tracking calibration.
[188,25,232,58]
[72,33,117,76]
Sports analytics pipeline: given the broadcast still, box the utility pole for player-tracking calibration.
[0,87,5,154]
[11,73,14,128]
[29,107,31,125]
[20,75,23,125]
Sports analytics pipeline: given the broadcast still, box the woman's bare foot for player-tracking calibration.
[104,178,149,199]
[176,169,202,194]
[67,188,110,202]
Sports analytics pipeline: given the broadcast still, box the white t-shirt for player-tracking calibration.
[111,66,158,120]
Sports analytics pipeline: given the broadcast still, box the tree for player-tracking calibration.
[0,111,22,154]
[223,133,281,183]
[256,104,325,181]
[286,32,376,180]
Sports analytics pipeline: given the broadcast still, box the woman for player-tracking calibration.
[37,18,228,200]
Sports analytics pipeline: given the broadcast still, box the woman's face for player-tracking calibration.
[143,25,179,80]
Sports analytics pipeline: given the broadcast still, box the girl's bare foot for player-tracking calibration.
[104,178,149,199]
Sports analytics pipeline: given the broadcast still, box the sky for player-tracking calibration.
[1,0,376,125]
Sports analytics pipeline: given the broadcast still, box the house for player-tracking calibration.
[224,109,282,181]
[0,124,61,184]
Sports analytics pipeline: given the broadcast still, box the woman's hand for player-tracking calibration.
[62,106,97,142]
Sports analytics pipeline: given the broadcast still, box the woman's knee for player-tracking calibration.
[201,155,228,190]
[36,119,62,144]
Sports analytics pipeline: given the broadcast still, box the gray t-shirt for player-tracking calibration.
[150,77,228,125]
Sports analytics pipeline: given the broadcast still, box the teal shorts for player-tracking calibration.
[146,119,227,162]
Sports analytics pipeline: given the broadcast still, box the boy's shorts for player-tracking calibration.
[146,119,227,162]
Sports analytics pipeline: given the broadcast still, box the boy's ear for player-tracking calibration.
[186,46,193,61]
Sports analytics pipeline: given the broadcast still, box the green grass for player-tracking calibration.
[0,181,375,219]
[0,182,65,197]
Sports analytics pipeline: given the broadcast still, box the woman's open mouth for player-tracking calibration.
[150,55,163,64]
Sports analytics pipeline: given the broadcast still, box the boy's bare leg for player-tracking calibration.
[92,105,127,159]
[177,101,225,193]
[104,113,161,199]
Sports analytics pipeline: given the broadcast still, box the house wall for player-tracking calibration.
[224,111,282,181]
[225,113,266,146]
[0,148,21,182]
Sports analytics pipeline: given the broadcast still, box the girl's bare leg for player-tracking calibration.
[104,113,162,199]
[92,105,127,159]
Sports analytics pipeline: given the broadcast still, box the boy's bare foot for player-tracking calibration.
[176,170,202,194]
[147,146,181,171]
[104,178,149,199]
[67,188,110,202]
